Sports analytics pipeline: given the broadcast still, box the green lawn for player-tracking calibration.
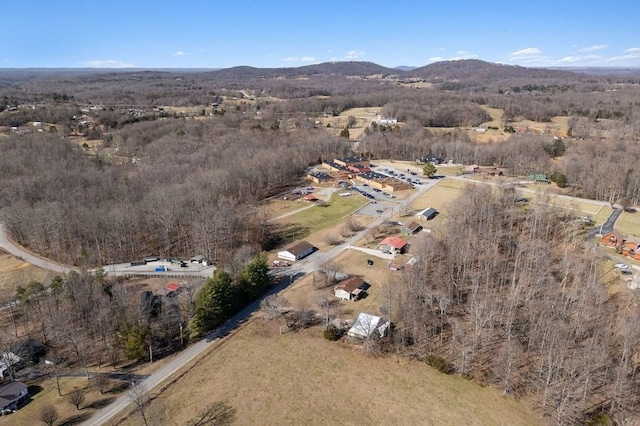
[278,193,369,234]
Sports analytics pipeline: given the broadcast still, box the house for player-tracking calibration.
[601,230,623,250]
[304,194,319,202]
[334,276,366,301]
[401,221,423,235]
[416,207,438,221]
[0,381,28,411]
[378,236,408,254]
[622,236,640,261]
[347,313,389,338]
[278,241,315,262]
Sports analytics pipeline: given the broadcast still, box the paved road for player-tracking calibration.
[0,171,619,425]
[85,178,434,425]
[85,269,307,426]
[0,224,75,275]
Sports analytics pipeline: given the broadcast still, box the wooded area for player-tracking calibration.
[1,60,640,424]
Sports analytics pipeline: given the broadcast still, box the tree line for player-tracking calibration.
[392,185,640,424]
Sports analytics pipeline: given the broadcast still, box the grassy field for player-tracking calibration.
[612,210,640,236]
[276,192,369,235]
[0,249,52,297]
[119,320,542,426]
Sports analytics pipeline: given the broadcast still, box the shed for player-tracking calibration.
[416,207,438,221]
[348,313,381,338]
[277,240,316,262]
[401,221,423,235]
[166,283,180,292]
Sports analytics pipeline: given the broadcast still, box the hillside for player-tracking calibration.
[409,59,580,83]
[209,61,399,81]
[119,320,542,426]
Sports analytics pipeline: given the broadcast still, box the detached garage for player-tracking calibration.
[277,241,316,262]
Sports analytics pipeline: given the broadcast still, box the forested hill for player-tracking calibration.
[408,59,580,82]
[207,61,399,80]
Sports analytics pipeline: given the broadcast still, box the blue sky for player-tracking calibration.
[3,0,640,69]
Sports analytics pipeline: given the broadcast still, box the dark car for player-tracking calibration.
[622,269,633,275]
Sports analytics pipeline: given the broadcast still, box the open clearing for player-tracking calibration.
[121,320,541,426]
[0,249,52,296]
[425,106,570,143]
[275,192,369,235]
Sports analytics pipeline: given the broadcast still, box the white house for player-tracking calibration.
[334,276,366,301]
[277,241,315,262]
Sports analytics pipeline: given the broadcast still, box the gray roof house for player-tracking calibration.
[0,381,28,411]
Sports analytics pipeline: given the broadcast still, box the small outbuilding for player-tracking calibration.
[347,313,389,339]
[277,241,316,262]
[401,221,423,235]
[416,207,438,221]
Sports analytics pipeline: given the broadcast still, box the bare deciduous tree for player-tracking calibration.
[68,389,85,410]
[128,383,150,426]
[187,400,236,426]
[39,404,58,426]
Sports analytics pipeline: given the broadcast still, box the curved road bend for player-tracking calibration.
[87,181,435,425]
[0,224,75,275]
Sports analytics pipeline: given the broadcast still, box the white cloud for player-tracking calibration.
[329,50,366,62]
[174,51,188,57]
[558,55,601,63]
[83,59,135,68]
[624,47,640,53]
[578,44,608,52]
[344,50,366,60]
[428,50,477,62]
[284,56,316,62]
[509,47,542,56]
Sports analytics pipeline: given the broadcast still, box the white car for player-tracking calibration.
[614,263,629,269]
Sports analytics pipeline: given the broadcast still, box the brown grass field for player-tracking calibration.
[0,249,52,298]
[118,320,541,426]
[425,106,570,143]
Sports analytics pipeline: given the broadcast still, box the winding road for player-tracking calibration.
[0,171,624,425]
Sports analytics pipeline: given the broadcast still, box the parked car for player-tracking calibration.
[614,263,629,269]
[621,269,633,275]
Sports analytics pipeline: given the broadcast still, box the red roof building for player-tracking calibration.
[378,236,408,253]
